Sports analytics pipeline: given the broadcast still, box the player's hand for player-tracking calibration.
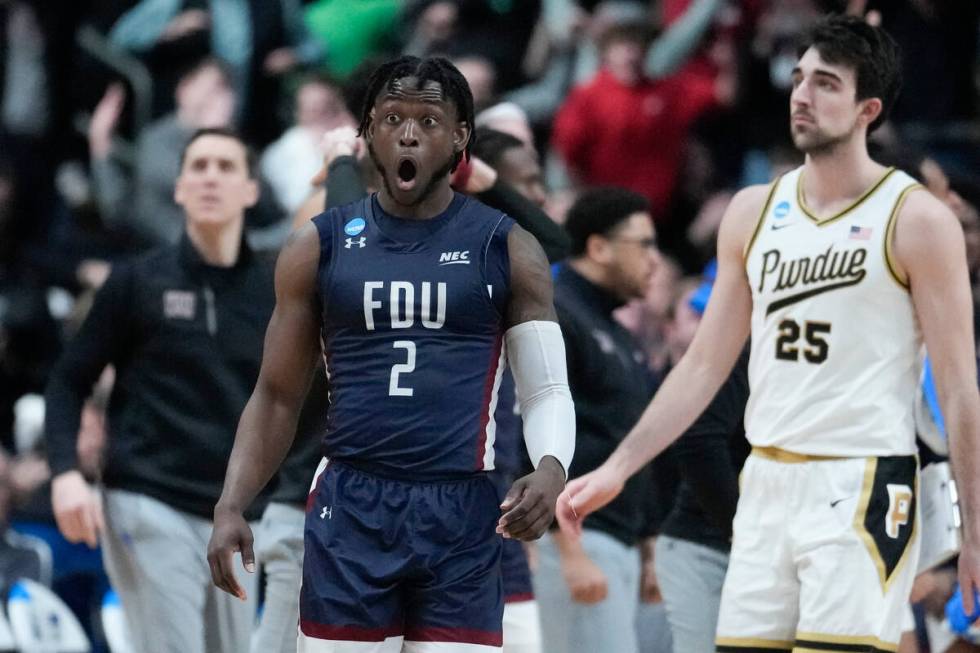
[561,549,608,604]
[958,534,980,615]
[498,456,565,541]
[51,470,104,548]
[207,504,255,601]
[555,463,625,539]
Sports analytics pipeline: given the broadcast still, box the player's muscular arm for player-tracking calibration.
[893,190,980,613]
[208,223,321,600]
[498,225,571,541]
[557,184,766,536]
[505,224,558,325]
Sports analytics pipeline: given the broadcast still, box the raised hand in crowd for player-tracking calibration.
[88,83,126,159]
[159,9,210,43]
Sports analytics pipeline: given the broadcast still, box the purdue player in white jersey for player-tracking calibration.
[556,14,980,652]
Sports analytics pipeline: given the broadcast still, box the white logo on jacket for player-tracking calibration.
[163,290,196,319]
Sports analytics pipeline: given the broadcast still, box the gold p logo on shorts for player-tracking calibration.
[885,484,912,539]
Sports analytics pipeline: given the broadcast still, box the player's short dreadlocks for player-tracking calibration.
[358,56,475,170]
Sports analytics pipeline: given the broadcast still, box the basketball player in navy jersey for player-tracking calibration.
[207,56,575,652]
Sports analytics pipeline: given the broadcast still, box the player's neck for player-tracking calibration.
[186,218,244,267]
[377,182,454,221]
[801,143,886,215]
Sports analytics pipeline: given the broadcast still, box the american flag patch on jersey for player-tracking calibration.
[849,225,872,240]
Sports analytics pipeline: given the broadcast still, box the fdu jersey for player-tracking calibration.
[312,193,515,479]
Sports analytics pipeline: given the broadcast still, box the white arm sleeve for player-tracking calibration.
[504,320,575,478]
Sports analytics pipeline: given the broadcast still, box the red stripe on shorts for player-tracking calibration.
[300,619,403,642]
[404,625,503,647]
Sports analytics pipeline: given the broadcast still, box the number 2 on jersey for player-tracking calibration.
[775,319,831,364]
[389,341,416,396]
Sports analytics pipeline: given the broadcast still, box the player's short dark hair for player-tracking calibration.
[798,14,902,134]
[471,128,524,169]
[357,56,475,170]
[178,127,257,178]
[565,187,651,257]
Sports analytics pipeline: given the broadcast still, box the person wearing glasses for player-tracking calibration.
[533,187,664,653]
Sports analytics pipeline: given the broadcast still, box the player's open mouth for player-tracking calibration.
[396,158,418,192]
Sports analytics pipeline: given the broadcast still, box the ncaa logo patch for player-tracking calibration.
[344,217,366,236]
[773,201,791,219]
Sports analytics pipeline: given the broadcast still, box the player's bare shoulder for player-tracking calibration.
[891,185,964,283]
[895,184,959,233]
[719,182,778,258]
[275,220,321,298]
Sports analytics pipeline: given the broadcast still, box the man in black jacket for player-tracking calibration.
[534,187,661,653]
[45,127,274,653]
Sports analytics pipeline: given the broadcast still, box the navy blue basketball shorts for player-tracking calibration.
[500,538,533,604]
[299,459,504,652]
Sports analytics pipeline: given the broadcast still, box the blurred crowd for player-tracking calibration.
[1,0,980,651]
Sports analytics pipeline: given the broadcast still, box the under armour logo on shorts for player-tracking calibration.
[320,506,332,520]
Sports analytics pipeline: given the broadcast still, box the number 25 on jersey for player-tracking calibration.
[775,319,831,364]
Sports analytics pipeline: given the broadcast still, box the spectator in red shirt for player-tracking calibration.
[552,20,727,223]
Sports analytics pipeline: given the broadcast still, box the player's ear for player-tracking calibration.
[365,109,376,140]
[453,122,471,154]
[860,97,882,128]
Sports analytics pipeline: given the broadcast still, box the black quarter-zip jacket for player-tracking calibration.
[555,266,659,546]
[46,233,275,519]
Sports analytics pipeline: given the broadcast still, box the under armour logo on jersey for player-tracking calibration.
[320,506,332,520]
[439,250,470,265]
[345,237,366,249]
